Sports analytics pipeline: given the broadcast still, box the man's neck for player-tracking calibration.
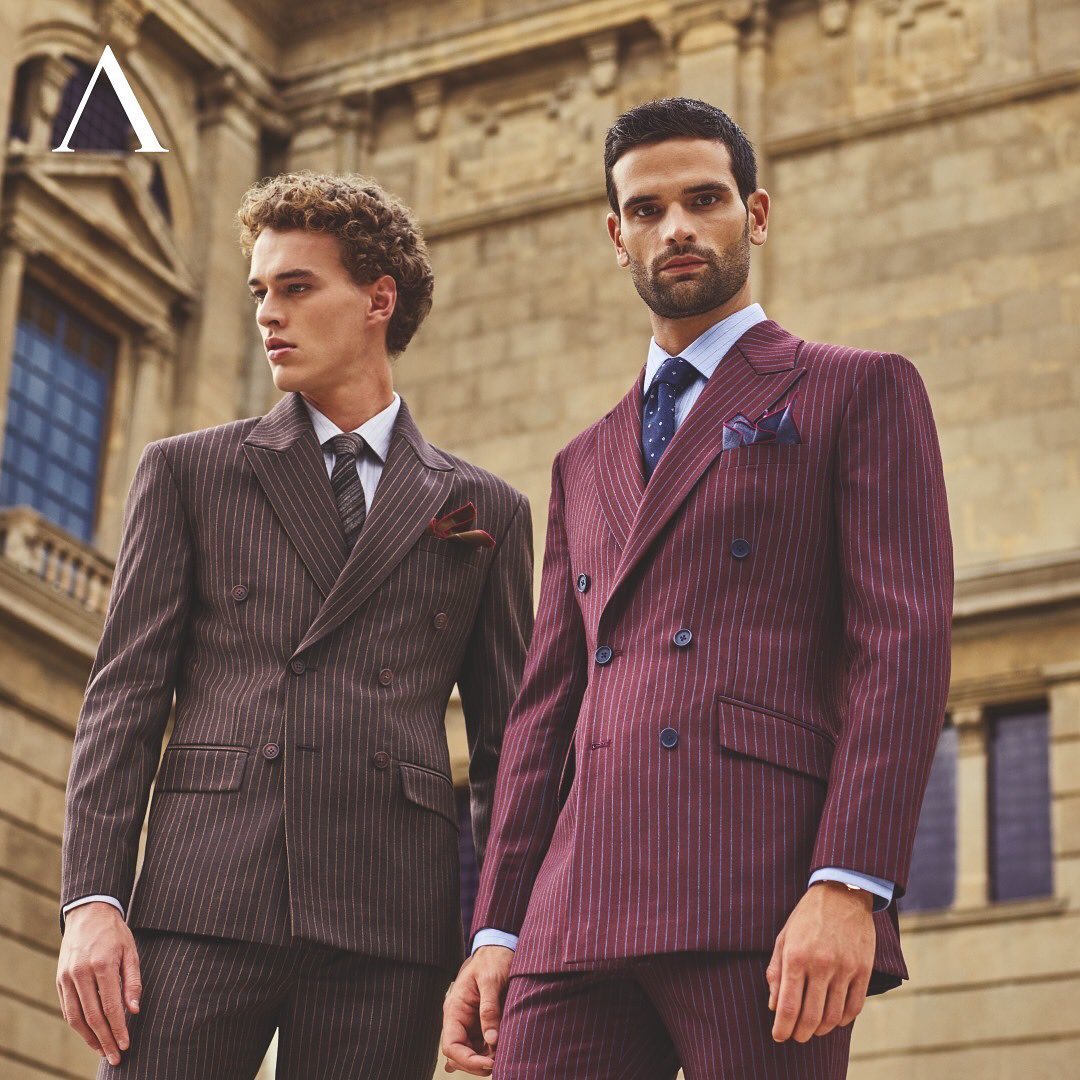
[300,380,395,433]
[650,291,754,357]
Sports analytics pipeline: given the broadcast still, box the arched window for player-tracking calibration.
[50,56,132,152]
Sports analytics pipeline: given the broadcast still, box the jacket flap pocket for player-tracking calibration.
[155,745,249,793]
[714,697,833,782]
[398,763,459,828]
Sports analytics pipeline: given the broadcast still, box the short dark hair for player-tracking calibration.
[604,97,757,216]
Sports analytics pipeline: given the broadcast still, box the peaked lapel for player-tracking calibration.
[600,319,808,617]
[242,392,348,599]
[291,395,455,656]
[595,370,646,550]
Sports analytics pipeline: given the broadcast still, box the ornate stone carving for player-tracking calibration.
[410,77,443,140]
[585,31,619,95]
[819,0,852,37]
[95,0,148,53]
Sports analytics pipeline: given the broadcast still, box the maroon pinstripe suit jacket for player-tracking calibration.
[61,392,533,973]
[471,319,953,994]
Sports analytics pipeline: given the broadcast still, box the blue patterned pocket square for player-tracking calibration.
[722,395,802,451]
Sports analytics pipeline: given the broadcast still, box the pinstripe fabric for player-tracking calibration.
[61,391,533,975]
[493,953,853,1079]
[472,319,953,996]
[96,928,447,1079]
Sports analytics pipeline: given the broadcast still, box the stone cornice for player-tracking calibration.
[954,549,1080,624]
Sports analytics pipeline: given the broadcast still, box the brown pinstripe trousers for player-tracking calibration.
[95,928,449,1079]
[491,953,854,1079]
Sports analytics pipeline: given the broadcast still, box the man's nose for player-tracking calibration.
[663,207,697,246]
[257,298,283,328]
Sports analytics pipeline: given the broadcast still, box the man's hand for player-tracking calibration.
[441,944,514,1075]
[765,881,876,1043]
[56,902,142,1067]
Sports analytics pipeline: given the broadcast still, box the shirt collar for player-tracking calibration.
[302,392,401,464]
[644,302,768,394]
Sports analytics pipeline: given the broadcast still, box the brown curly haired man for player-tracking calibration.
[57,173,534,1079]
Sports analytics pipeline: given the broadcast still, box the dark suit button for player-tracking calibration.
[673,628,693,647]
[731,538,751,559]
[433,611,448,630]
[660,727,679,749]
[372,751,391,769]
[378,668,393,685]
[231,584,249,602]
[261,742,280,760]
[289,659,306,675]
[576,573,590,593]
[594,646,613,665]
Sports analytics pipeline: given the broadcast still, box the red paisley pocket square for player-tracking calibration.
[426,502,496,548]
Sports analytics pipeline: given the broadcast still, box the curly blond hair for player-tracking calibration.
[237,171,434,357]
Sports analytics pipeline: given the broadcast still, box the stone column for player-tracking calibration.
[289,97,370,174]
[953,705,989,910]
[177,69,262,432]
[0,2,25,182]
[0,228,31,446]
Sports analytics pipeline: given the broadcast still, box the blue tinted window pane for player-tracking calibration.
[897,721,957,913]
[989,705,1053,902]
[1,280,115,542]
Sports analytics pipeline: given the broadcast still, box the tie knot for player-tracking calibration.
[651,355,697,395]
[324,432,367,462]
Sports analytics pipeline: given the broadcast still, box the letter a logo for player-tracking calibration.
[53,46,168,153]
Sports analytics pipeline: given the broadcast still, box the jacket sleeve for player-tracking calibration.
[469,452,589,939]
[455,491,534,868]
[59,442,194,931]
[810,353,954,900]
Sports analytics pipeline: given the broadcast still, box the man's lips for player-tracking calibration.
[661,258,707,272]
[265,339,295,356]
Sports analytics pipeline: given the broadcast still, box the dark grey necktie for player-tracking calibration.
[324,433,368,550]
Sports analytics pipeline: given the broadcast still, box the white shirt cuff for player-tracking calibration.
[62,895,126,918]
[471,928,519,954]
[809,868,895,912]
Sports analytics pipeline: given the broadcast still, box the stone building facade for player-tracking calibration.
[0,1,1077,1077]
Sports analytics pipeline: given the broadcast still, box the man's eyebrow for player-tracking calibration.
[622,180,733,212]
[246,269,317,287]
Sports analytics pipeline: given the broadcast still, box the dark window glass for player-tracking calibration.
[1,280,115,542]
[989,703,1053,902]
[149,162,172,224]
[897,719,957,913]
[51,56,132,151]
[457,787,479,940]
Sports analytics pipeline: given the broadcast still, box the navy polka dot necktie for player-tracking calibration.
[641,355,698,481]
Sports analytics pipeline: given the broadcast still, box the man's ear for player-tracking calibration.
[367,274,397,322]
[607,212,630,267]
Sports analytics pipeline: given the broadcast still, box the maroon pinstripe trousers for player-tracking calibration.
[491,952,854,1079]
[96,928,449,1079]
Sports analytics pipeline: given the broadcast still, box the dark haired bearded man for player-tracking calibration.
[57,172,533,1079]
[442,97,953,1079]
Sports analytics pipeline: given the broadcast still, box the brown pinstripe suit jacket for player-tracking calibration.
[60,391,533,973]
[472,320,953,994]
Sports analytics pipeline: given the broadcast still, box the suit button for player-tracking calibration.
[594,646,613,665]
[673,628,693,647]
[289,659,306,675]
[378,668,393,685]
[261,742,280,760]
[731,538,751,559]
[576,573,590,593]
[372,751,391,770]
[433,611,448,630]
[660,727,679,749]
[231,584,249,602]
